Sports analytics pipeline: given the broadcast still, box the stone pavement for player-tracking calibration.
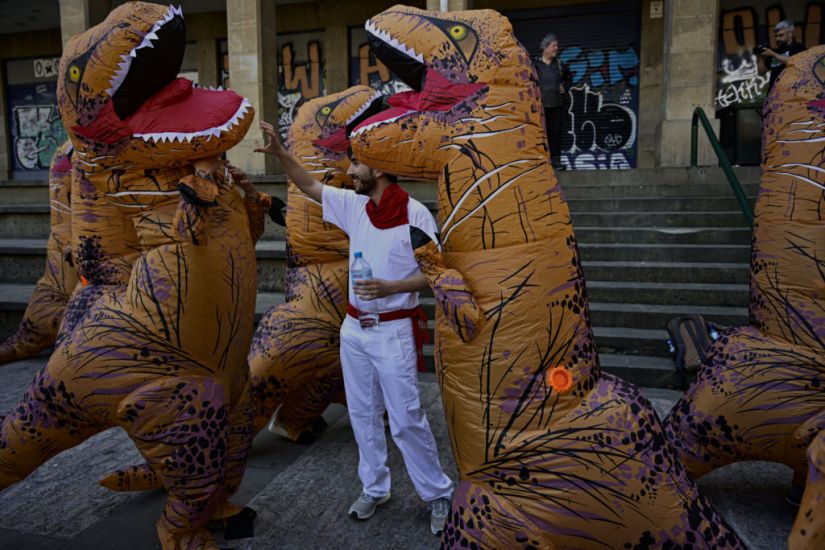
[0,358,798,549]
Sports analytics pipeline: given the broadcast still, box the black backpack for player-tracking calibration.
[667,315,722,385]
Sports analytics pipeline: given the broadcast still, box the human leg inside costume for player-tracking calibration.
[249,295,346,437]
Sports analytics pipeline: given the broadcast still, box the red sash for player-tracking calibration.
[347,304,430,372]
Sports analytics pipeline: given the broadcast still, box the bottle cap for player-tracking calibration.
[354,251,362,258]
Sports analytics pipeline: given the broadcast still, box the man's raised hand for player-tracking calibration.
[255,122,287,157]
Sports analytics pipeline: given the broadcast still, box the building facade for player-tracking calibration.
[0,0,819,178]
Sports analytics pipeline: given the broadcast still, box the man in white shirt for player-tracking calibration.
[231,121,453,536]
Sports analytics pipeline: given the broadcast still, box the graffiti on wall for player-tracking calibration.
[7,82,68,173]
[349,27,410,95]
[716,1,824,110]
[558,45,640,170]
[278,32,326,138]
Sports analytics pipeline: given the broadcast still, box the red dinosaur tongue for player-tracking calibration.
[72,78,244,144]
[313,127,349,152]
[126,78,243,133]
[391,69,484,111]
[353,68,484,131]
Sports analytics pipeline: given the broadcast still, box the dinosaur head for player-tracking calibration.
[287,85,384,188]
[58,2,253,167]
[350,5,545,179]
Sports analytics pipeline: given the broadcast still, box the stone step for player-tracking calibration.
[588,302,748,329]
[582,261,749,285]
[0,205,50,239]
[0,180,50,204]
[0,166,763,202]
[0,211,754,249]
[0,239,751,289]
[0,204,287,241]
[572,211,750,228]
[0,283,687,388]
[598,353,678,388]
[559,182,759,200]
[574,226,752,245]
[587,281,748,307]
[579,243,751,263]
[592,326,670,357]
[566,196,755,212]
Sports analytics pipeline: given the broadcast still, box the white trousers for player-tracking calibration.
[340,315,453,502]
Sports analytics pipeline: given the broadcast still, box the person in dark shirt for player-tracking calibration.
[757,20,806,91]
[534,33,571,170]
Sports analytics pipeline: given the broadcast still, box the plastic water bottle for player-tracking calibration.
[351,251,379,329]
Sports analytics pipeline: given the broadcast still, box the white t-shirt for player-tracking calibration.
[322,185,438,314]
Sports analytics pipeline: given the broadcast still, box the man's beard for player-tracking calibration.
[354,175,377,196]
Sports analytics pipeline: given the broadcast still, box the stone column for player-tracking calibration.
[426,0,470,11]
[325,25,349,93]
[197,38,219,89]
[657,0,720,167]
[637,0,665,168]
[59,0,110,48]
[0,64,9,179]
[226,0,278,175]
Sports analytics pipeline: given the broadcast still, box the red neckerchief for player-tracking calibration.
[366,182,409,229]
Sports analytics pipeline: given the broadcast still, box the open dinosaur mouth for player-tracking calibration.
[73,5,250,144]
[351,22,485,136]
[312,90,385,152]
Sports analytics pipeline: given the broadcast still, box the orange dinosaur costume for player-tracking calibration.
[95,88,382,489]
[664,47,825,550]
[0,4,260,549]
[349,6,745,548]
[0,141,79,365]
[249,86,383,440]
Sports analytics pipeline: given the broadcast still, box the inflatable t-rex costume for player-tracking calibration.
[0,141,79,365]
[350,6,744,548]
[98,87,384,492]
[0,4,260,549]
[663,46,825,550]
[249,86,383,440]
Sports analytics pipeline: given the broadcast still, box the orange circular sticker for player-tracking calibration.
[547,366,573,393]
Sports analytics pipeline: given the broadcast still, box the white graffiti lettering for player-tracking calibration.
[715,54,769,109]
[561,151,631,170]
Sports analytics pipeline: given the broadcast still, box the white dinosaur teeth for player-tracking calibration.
[365,20,424,63]
[352,109,416,136]
[345,90,384,126]
[135,98,253,143]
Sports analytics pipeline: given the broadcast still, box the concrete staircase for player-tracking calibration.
[0,167,758,388]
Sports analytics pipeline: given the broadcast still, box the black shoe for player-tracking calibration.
[786,484,804,507]
[294,430,316,445]
[209,506,257,540]
[311,416,328,434]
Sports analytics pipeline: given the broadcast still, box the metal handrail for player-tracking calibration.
[690,107,754,225]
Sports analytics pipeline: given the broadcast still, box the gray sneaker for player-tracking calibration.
[348,491,391,520]
[428,497,451,536]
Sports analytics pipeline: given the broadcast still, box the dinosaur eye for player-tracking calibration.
[69,66,81,82]
[449,25,467,40]
[321,106,332,115]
